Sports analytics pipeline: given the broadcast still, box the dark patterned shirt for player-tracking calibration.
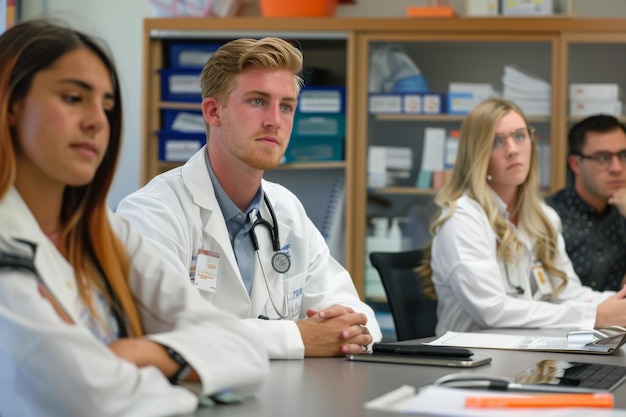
[546,187,626,291]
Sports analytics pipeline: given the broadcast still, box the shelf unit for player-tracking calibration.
[141,17,626,300]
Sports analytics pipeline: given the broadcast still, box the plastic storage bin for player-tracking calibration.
[157,130,205,162]
[284,134,344,163]
[285,98,346,162]
[297,87,345,114]
[293,113,345,137]
[160,68,202,102]
[162,109,205,132]
[167,41,222,69]
[260,0,337,16]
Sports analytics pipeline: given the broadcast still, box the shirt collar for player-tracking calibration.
[489,188,511,221]
[204,152,262,224]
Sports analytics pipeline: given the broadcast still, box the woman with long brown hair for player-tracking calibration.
[0,20,268,417]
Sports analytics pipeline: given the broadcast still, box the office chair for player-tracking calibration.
[369,249,437,341]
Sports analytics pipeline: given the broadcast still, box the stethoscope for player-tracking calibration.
[249,194,290,319]
[496,235,525,296]
[504,262,525,295]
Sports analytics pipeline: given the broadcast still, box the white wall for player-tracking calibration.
[20,0,626,208]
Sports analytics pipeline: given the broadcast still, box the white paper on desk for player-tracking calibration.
[424,331,609,352]
[372,385,626,416]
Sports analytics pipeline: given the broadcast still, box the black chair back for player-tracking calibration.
[369,249,437,341]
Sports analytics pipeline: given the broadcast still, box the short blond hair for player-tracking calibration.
[200,37,304,103]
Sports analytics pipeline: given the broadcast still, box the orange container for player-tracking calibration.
[260,0,338,17]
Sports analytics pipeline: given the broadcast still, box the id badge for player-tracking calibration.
[194,249,220,292]
[531,262,552,298]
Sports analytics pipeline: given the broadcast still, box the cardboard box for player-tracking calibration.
[569,84,621,100]
[369,94,402,114]
[456,0,499,16]
[401,93,445,114]
[569,99,623,117]
[469,0,498,15]
[447,92,481,115]
[403,95,422,114]
[501,0,553,15]
[422,93,446,114]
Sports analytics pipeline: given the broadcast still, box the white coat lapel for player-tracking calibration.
[0,188,81,324]
[181,148,241,278]
[180,149,251,315]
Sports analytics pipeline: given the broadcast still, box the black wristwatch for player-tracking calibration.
[165,346,191,384]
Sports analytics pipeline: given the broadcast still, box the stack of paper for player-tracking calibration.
[502,66,551,117]
[569,83,623,117]
[367,146,413,188]
[365,385,619,416]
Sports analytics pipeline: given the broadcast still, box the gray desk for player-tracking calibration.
[194,332,626,417]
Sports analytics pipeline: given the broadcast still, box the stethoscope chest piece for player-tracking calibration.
[271,252,290,274]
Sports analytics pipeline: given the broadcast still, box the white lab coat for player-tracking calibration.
[117,147,382,359]
[0,187,269,417]
[432,193,614,336]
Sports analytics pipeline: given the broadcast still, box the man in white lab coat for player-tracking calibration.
[117,37,381,359]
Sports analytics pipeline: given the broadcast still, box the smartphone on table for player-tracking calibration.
[346,342,492,368]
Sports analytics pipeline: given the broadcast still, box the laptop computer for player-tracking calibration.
[514,359,626,391]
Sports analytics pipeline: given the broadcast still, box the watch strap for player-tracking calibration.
[165,346,191,384]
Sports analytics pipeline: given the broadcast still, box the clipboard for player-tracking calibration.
[425,330,626,355]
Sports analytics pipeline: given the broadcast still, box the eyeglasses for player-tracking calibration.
[573,150,626,167]
[492,127,535,150]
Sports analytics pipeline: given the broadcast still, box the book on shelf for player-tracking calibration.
[416,127,446,189]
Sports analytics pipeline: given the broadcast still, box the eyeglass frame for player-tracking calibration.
[571,149,626,167]
[492,126,536,150]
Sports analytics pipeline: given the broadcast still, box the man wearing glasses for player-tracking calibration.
[546,114,626,291]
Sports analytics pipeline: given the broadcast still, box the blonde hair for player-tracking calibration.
[420,97,566,299]
[200,37,304,104]
[0,20,143,337]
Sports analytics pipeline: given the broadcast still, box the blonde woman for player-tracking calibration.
[420,97,626,335]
